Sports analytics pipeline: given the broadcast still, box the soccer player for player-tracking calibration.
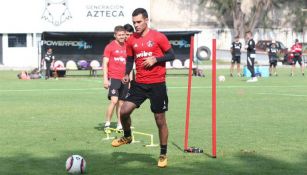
[245,31,257,82]
[290,39,304,76]
[230,36,242,77]
[111,8,175,168]
[103,26,129,131]
[267,40,279,76]
[41,47,55,80]
[124,23,134,41]
[124,23,135,81]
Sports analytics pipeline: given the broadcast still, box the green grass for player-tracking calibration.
[0,68,307,175]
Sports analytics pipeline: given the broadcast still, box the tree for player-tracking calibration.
[200,0,274,37]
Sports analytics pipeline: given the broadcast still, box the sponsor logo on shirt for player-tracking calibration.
[136,51,153,59]
[114,57,126,62]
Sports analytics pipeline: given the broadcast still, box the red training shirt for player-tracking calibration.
[103,40,127,80]
[126,29,171,84]
[291,43,302,54]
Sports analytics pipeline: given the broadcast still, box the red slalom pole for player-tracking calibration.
[212,39,217,158]
[184,35,194,151]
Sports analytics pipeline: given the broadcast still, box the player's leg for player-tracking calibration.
[291,58,296,76]
[247,56,255,76]
[298,57,304,76]
[116,83,130,130]
[115,100,124,130]
[149,82,169,168]
[269,62,273,76]
[230,59,235,77]
[105,79,121,128]
[236,56,241,76]
[112,82,147,147]
[273,61,277,76]
[105,96,118,128]
[45,62,51,79]
[247,55,257,82]
[154,112,168,168]
[111,101,136,147]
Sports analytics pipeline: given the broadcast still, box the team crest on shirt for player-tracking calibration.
[111,89,116,94]
[133,43,138,48]
[147,41,154,47]
[115,50,119,53]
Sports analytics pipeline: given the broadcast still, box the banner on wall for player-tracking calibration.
[41,31,200,65]
[0,0,150,33]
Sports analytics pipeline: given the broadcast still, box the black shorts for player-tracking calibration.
[269,60,277,67]
[125,81,168,113]
[291,56,302,65]
[231,56,241,64]
[108,78,129,100]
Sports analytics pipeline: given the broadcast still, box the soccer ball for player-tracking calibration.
[66,155,86,174]
[218,75,226,82]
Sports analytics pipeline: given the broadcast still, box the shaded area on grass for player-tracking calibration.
[1,151,306,175]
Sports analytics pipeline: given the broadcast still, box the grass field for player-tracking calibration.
[0,68,307,175]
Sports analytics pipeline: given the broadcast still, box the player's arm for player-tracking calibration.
[103,57,109,89]
[156,48,175,63]
[122,56,134,84]
[142,48,175,68]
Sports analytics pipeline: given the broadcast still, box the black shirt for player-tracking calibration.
[231,41,242,56]
[268,43,278,60]
[246,39,256,54]
[44,52,55,63]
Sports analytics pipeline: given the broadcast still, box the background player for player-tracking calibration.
[267,40,279,76]
[124,23,134,41]
[103,26,129,131]
[111,8,175,168]
[124,23,135,82]
[230,36,242,77]
[290,39,304,76]
[245,31,257,82]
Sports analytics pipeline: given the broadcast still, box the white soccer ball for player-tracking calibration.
[218,75,226,82]
[66,155,86,174]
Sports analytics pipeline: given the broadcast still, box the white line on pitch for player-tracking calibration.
[257,92,307,97]
[0,88,102,92]
[0,85,306,92]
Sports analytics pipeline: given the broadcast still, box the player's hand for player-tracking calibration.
[103,80,109,89]
[122,74,130,84]
[142,56,157,68]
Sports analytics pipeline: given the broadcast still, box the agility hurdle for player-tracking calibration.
[102,127,158,147]
[131,131,159,147]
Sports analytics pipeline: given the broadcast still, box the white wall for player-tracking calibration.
[2,34,39,69]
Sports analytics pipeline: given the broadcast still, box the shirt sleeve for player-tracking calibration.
[103,44,111,58]
[157,33,172,52]
[126,37,134,57]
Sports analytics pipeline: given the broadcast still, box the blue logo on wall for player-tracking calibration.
[78,41,92,50]
[170,39,190,48]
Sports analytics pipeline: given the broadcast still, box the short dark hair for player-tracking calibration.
[245,31,252,35]
[235,35,239,39]
[124,23,134,33]
[132,8,148,18]
[114,25,126,33]
[295,39,299,42]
